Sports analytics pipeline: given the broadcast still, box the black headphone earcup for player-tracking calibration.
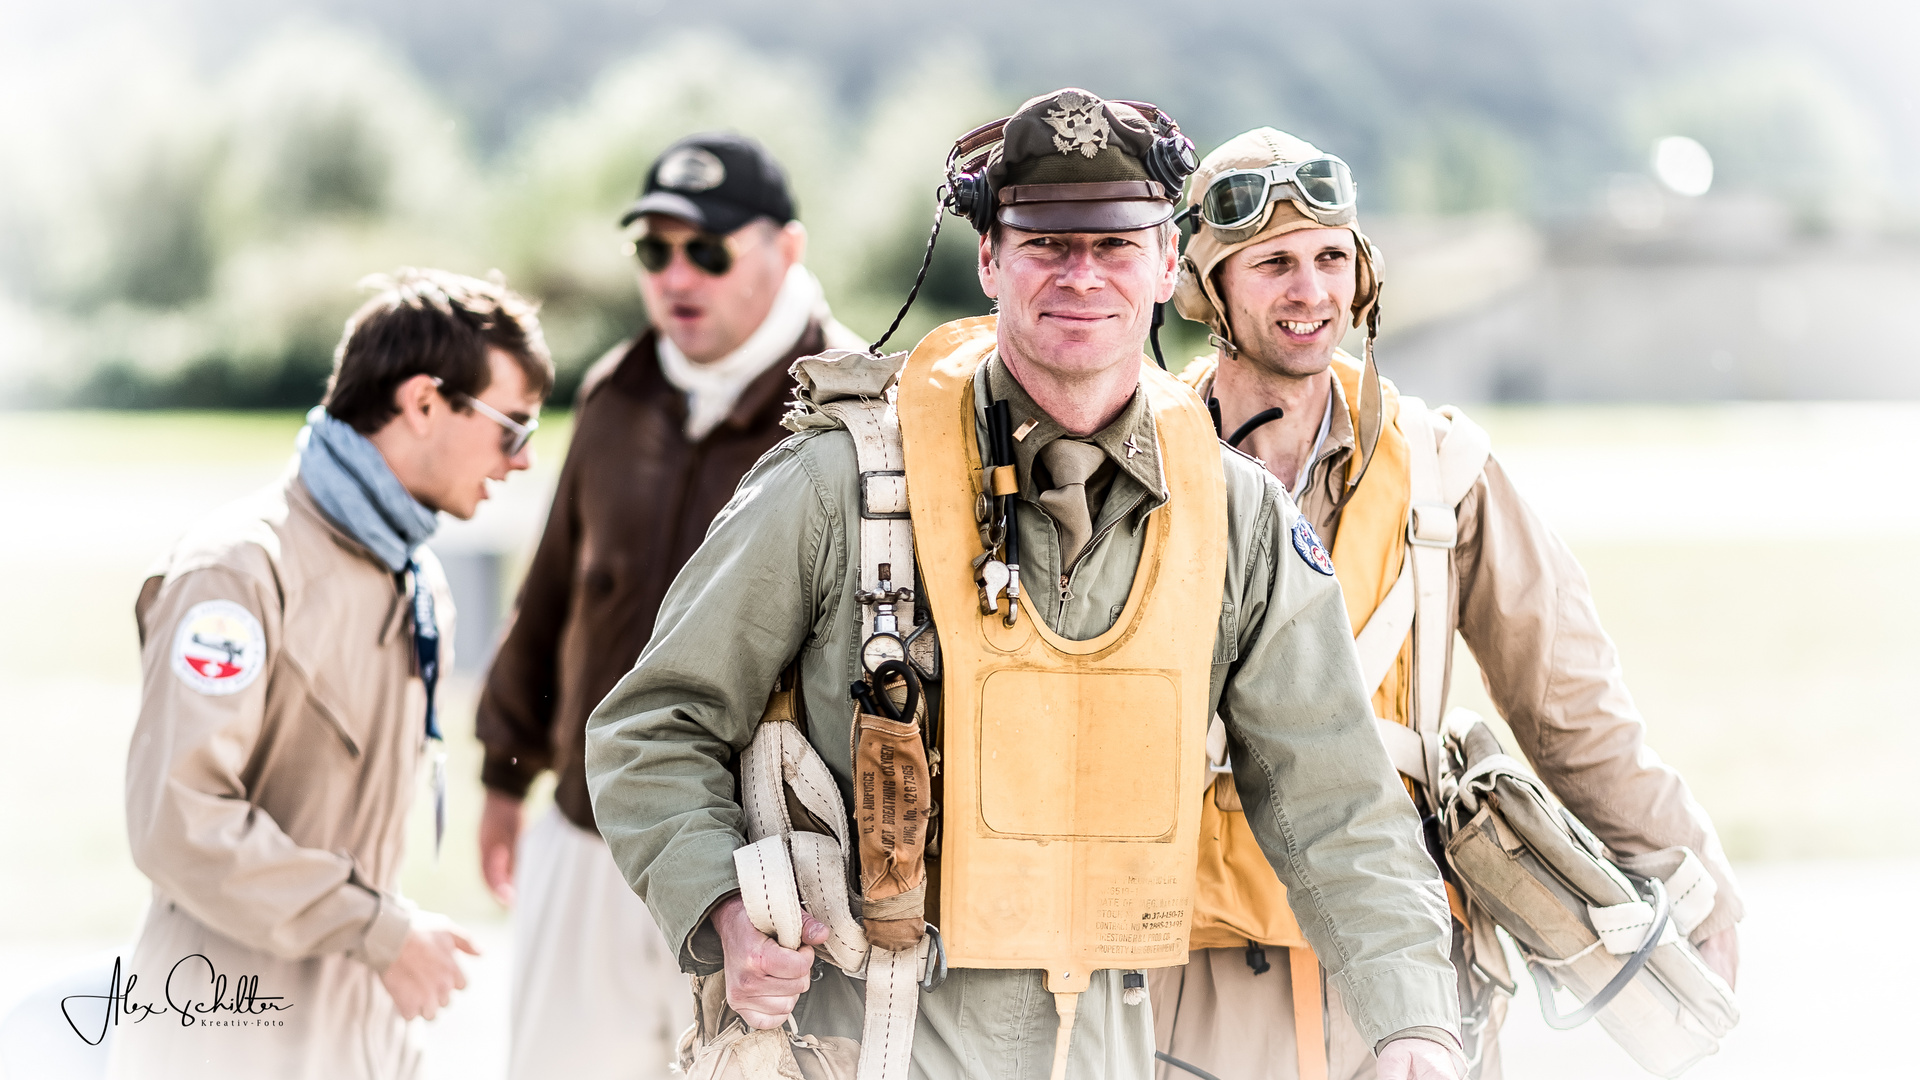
[971,176,995,234]
[946,172,995,234]
[1146,134,1199,198]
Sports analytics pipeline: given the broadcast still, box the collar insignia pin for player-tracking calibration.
[1123,435,1144,460]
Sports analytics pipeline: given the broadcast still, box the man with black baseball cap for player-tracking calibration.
[475,132,861,1080]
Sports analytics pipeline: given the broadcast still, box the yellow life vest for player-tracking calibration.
[1177,350,1414,950]
[897,317,1227,994]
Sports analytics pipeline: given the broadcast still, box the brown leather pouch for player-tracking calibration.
[853,706,930,950]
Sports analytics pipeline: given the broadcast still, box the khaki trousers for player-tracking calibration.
[1147,947,1505,1080]
[508,807,691,1080]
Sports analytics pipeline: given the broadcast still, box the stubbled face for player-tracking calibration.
[1216,227,1358,378]
[635,215,800,363]
[420,348,540,519]
[979,225,1177,382]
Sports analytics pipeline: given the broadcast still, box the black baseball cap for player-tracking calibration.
[620,133,796,234]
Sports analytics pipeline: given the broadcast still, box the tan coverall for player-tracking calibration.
[110,472,450,1080]
[1150,369,1745,1080]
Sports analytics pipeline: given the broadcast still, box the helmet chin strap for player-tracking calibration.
[1327,301,1384,540]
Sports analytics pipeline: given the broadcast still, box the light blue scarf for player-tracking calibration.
[296,406,440,572]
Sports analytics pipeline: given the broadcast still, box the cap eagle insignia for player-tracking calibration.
[1046,93,1111,158]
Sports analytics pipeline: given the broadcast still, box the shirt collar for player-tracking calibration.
[982,353,1168,509]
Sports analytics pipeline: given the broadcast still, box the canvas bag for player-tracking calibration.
[1438,712,1740,1078]
[678,972,861,1080]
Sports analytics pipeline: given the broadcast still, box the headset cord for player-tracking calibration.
[870,187,948,355]
[1154,1050,1226,1080]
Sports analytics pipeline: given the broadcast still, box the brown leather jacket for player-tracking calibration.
[477,323,832,830]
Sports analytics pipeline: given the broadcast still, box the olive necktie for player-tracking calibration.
[1036,438,1108,570]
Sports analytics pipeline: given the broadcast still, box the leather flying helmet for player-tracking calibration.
[1174,128,1381,347]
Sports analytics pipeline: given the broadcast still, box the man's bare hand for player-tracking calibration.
[712,895,831,1029]
[1377,1037,1464,1080]
[1696,924,1739,989]
[479,789,523,907]
[379,914,480,1021]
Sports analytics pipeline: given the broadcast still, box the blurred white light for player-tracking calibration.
[1653,136,1713,197]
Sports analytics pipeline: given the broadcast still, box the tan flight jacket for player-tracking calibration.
[1260,372,1744,939]
[115,470,450,1078]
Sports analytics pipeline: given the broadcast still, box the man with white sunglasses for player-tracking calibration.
[474,132,862,1080]
[1152,127,1744,1080]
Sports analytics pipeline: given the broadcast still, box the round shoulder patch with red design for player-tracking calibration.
[171,599,266,696]
[1291,516,1336,576]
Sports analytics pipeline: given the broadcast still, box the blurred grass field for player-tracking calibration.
[0,403,1915,946]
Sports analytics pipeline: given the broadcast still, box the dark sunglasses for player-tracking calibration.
[633,233,734,276]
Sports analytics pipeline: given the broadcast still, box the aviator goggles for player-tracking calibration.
[632,232,737,277]
[1198,156,1357,240]
[432,377,538,456]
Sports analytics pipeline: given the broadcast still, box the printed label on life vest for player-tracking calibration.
[1093,876,1189,957]
[171,599,266,696]
[1292,516,1336,576]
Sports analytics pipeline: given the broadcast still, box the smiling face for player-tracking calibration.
[1214,226,1358,378]
[978,225,1178,385]
[410,347,542,519]
[635,214,803,363]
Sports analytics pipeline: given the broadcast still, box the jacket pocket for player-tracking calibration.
[1212,599,1240,666]
[280,652,362,758]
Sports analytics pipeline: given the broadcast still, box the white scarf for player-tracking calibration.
[657,264,825,440]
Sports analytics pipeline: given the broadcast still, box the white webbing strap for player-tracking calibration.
[1353,561,1414,695]
[821,397,917,637]
[859,945,925,1080]
[1398,400,1451,801]
[1373,717,1430,782]
[740,721,870,970]
[1587,898,1681,955]
[735,716,924,1079]
[1664,850,1718,936]
[1391,399,1492,802]
[735,837,804,949]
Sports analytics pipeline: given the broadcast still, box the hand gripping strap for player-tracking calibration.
[738,706,925,1079]
[734,837,805,950]
[739,720,870,971]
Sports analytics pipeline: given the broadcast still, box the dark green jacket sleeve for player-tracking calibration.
[1210,451,1461,1046]
[584,433,839,973]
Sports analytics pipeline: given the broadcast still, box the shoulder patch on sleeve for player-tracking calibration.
[171,599,267,695]
[1291,516,1336,576]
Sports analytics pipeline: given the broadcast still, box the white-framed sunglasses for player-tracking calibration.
[431,377,538,456]
[1199,156,1358,241]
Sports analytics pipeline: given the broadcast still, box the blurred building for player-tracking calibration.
[1365,193,1920,403]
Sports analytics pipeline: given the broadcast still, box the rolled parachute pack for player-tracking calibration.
[679,667,934,1080]
[1438,711,1739,1078]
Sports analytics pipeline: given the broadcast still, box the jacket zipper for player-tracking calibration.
[1055,493,1146,625]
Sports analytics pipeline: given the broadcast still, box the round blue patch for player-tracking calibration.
[1291,517,1336,576]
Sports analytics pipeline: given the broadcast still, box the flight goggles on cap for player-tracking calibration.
[1198,155,1357,241]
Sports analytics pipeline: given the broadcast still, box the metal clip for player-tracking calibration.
[919,924,948,992]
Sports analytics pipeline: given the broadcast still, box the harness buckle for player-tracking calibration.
[1408,504,1458,548]
[860,470,910,520]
